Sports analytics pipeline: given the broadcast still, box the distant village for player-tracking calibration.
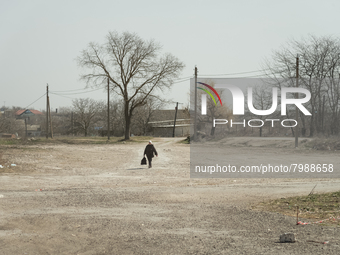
[0,106,190,139]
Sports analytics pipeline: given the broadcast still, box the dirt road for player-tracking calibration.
[0,138,340,254]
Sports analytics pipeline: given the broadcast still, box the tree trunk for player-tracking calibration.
[124,101,131,140]
[124,119,130,140]
[211,126,215,136]
[299,112,306,137]
[286,106,294,136]
[309,105,315,137]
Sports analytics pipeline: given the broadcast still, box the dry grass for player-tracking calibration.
[254,191,340,225]
[0,149,8,173]
[305,137,340,151]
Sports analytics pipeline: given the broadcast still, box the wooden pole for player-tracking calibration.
[46,84,49,139]
[172,102,179,137]
[107,77,110,140]
[322,95,325,132]
[194,67,197,141]
[48,96,53,138]
[25,118,27,138]
[295,55,299,147]
[71,112,74,136]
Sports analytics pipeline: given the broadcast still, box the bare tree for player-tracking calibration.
[72,98,99,137]
[0,106,24,135]
[131,96,164,136]
[97,100,125,136]
[0,115,14,134]
[77,31,184,140]
[263,35,340,136]
[247,84,278,137]
[50,106,73,135]
[0,107,11,133]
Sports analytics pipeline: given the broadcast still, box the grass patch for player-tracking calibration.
[0,149,10,173]
[254,191,340,225]
[0,139,23,145]
[305,137,340,151]
[0,150,5,166]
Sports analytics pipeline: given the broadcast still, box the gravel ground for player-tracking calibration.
[0,137,340,254]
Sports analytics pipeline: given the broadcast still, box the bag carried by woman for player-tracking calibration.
[141,157,147,165]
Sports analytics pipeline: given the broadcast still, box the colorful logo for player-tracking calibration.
[197,82,223,115]
[196,82,223,106]
[197,83,312,117]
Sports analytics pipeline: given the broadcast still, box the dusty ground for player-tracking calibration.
[0,137,340,254]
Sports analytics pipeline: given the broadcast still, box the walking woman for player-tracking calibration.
[144,141,158,168]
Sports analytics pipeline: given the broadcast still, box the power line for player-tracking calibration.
[48,69,279,97]
[48,76,192,95]
[24,93,46,109]
[198,73,272,79]
[49,92,75,99]
[172,78,191,84]
[175,76,192,80]
[48,70,279,95]
[50,76,192,94]
[197,69,288,79]
[51,87,95,93]
[50,87,104,95]
[198,69,272,77]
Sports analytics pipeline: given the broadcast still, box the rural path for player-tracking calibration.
[0,137,340,254]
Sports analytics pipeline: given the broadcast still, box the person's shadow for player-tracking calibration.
[127,167,145,170]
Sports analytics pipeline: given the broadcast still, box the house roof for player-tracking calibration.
[15,109,43,116]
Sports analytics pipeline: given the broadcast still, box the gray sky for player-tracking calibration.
[1,0,340,111]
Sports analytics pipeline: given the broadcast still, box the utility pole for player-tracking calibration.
[107,77,110,140]
[48,96,53,138]
[194,66,198,141]
[46,84,49,139]
[71,112,74,136]
[172,102,179,137]
[25,118,28,137]
[295,55,299,147]
[322,95,325,133]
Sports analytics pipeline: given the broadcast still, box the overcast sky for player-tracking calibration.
[1,0,340,111]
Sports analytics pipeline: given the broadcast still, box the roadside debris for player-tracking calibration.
[307,240,329,244]
[280,233,296,243]
[0,164,17,168]
[297,216,340,225]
